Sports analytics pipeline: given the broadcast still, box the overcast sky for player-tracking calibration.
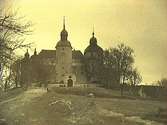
[2,0,167,84]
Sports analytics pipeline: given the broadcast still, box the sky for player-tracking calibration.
[1,0,167,84]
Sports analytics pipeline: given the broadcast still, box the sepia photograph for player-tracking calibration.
[0,0,167,125]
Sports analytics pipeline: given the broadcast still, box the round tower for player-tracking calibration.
[84,30,104,83]
[55,17,72,83]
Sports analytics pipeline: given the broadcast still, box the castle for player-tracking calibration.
[19,19,104,86]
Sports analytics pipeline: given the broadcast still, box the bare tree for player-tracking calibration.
[0,10,33,90]
[105,43,134,95]
[102,49,118,89]
[129,68,142,86]
[127,68,142,95]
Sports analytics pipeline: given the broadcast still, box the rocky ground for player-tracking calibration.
[0,86,166,125]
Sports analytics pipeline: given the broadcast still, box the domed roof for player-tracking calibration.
[84,32,103,55]
[72,50,83,59]
[84,44,103,54]
[56,40,72,48]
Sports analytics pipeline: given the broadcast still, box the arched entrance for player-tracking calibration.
[67,76,73,87]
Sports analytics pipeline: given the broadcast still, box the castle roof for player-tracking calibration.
[72,50,83,59]
[38,49,56,58]
[33,49,83,60]
[84,32,103,55]
[84,44,103,55]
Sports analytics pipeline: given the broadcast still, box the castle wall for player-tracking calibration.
[72,59,87,84]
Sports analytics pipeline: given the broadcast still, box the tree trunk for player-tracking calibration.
[15,77,18,88]
[0,64,3,81]
[4,80,8,92]
[121,75,126,96]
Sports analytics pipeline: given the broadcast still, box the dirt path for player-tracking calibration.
[0,88,166,125]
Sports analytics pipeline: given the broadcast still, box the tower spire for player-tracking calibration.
[60,16,68,41]
[25,49,29,59]
[63,16,65,29]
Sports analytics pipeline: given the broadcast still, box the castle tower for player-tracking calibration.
[55,17,72,83]
[84,30,104,83]
[24,49,30,60]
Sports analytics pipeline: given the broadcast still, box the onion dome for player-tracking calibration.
[55,17,72,48]
[60,24,68,41]
[84,32,103,55]
[60,17,68,41]
[90,32,97,45]
[24,49,30,59]
[31,48,38,59]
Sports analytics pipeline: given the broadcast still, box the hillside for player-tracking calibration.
[0,87,167,125]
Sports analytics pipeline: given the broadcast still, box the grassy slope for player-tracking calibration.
[0,87,166,125]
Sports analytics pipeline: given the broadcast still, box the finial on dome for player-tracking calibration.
[92,26,95,37]
[63,16,65,29]
[34,48,37,55]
